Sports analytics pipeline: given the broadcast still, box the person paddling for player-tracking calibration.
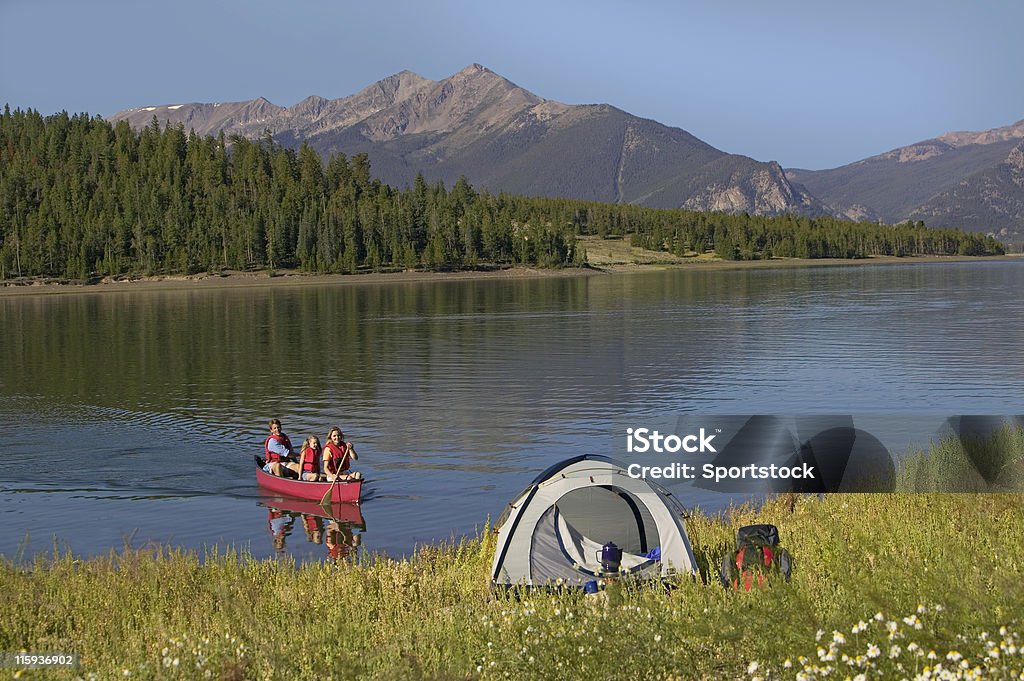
[298,435,323,481]
[264,418,300,478]
[323,426,362,482]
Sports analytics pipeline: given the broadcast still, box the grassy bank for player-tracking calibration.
[897,423,1024,492]
[3,493,1023,680]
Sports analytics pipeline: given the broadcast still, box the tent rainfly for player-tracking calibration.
[491,455,698,588]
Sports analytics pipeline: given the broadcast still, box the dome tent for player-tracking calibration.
[491,455,698,588]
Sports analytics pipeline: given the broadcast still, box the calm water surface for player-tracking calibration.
[2,261,1023,561]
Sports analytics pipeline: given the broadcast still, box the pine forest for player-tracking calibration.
[0,108,1005,281]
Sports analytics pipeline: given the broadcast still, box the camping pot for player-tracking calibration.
[597,542,622,573]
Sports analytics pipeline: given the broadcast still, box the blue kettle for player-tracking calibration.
[597,541,622,573]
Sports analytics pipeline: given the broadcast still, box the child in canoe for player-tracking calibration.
[298,435,323,482]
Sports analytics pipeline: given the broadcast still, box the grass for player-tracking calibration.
[575,235,695,267]
[2,493,1023,680]
[896,424,1024,492]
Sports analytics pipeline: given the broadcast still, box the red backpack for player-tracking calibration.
[720,524,793,591]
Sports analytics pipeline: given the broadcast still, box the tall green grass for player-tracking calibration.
[3,493,1022,679]
[897,423,1024,492]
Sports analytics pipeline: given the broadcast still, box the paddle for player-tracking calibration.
[319,445,352,505]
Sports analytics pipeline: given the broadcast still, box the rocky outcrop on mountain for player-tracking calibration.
[681,160,823,215]
[936,119,1024,148]
[110,65,815,217]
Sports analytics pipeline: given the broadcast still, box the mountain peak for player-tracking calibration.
[457,63,490,75]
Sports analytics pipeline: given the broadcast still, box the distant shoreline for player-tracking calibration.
[1,254,1020,297]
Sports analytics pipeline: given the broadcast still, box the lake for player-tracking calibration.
[2,260,1023,562]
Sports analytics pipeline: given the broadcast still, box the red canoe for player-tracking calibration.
[255,456,362,504]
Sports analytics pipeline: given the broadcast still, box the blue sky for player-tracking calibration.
[2,0,1022,169]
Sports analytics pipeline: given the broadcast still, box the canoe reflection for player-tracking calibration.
[258,494,365,561]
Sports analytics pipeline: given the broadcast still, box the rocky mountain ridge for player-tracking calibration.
[787,120,1024,241]
[110,65,819,217]
[111,65,1023,239]
[905,140,1024,242]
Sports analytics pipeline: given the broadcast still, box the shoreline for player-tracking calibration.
[0,253,1020,297]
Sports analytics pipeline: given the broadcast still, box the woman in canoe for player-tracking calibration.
[323,426,362,481]
[298,435,323,482]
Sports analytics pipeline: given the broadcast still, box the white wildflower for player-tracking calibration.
[867,644,880,658]
[852,620,868,634]
[873,612,885,621]
[889,645,902,658]
[947,651,963,662]
[833,631,846,645]
[747,660,759,675]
